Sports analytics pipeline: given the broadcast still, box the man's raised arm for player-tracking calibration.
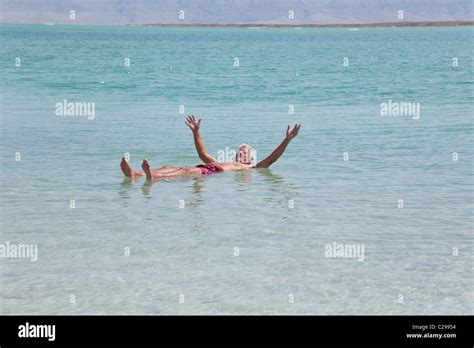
[185,114,217,164]
[256,124,301,168]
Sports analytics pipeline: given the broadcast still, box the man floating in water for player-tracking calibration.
[120,115,301,180]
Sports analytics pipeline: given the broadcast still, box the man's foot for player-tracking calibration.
[120,157,145,177]
[141,159,153,180]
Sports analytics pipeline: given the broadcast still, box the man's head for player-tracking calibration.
[236,143,256,164]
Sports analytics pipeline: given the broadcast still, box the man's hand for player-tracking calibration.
[187,114,218,164]
[286,124,301,141]
[256,123,302,168]
[185,114,201,133]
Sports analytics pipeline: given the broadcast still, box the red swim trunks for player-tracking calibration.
[196,163,224,175]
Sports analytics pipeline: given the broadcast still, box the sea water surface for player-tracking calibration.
[0,24,472,314]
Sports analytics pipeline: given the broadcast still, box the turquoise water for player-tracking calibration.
[0,24,472,314]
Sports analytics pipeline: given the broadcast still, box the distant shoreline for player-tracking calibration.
[1,21,472,28]
[143,21,474,28]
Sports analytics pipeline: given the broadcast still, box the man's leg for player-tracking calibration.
[142,159,201,180]
[152,166,180,175]
[120,157,145,177]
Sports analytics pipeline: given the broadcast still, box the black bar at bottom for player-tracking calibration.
[0,315,472,346]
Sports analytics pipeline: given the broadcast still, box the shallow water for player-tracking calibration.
[0,24,472,314]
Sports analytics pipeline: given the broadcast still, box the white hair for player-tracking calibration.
[238,143,257,164]
[239,143,254,151]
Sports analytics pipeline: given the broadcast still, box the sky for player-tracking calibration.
[0,0,473,25]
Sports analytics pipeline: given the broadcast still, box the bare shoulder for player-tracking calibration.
[236,163,254,170]
[217,162,253,171]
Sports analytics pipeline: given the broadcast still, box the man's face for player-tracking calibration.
[237,145,252,164]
